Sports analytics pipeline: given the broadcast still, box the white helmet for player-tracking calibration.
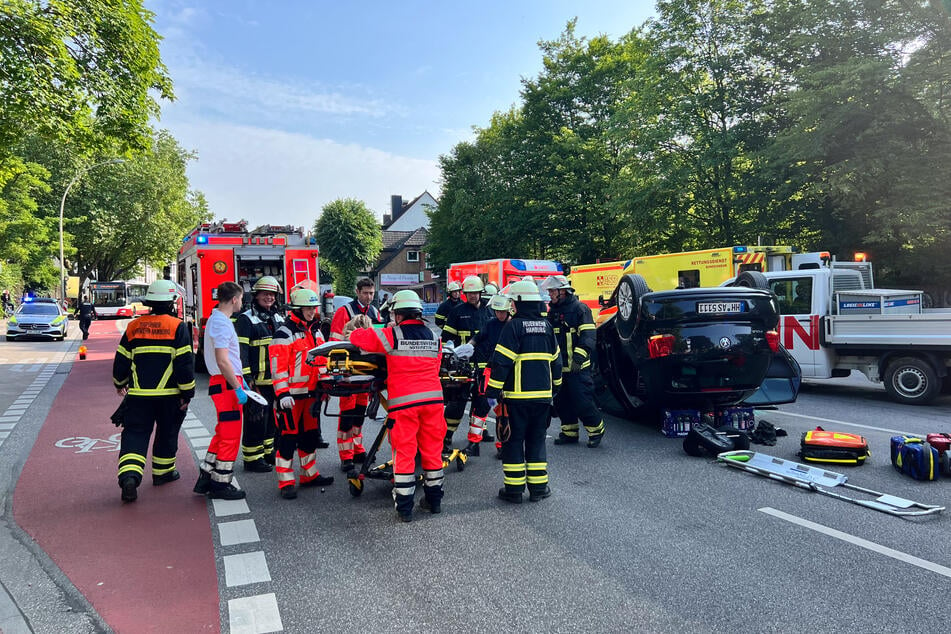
[252,276,281,294]
[462,275,484,293]
[289,288,320,308]
[447,281,463,293]
[391,289,423,312]
[144,280,180,302]
[482,282,499,299]
[540,275,571,292]
[488,293,514,312]
[506,280,544,302]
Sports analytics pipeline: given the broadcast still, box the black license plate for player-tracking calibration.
[697,301,746,314]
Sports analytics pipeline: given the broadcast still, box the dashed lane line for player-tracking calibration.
[759,507,951,579]
[757,409,922,437]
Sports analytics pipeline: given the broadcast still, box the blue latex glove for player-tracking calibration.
[234,386,249,405]
[487,398,498,410]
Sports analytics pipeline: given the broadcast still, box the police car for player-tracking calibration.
[5,298,69,341]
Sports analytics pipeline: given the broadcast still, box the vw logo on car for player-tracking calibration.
[718,336,732,350]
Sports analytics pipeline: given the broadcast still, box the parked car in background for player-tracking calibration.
[4,299,69,341]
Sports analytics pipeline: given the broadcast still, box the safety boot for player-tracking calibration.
[192,470,212,495]
[152,470,181,486]
[280,485,298,500]
[420,485,443,514]
[529,486,552,502]
[553,434,578,445]
[120,477,138,502]
[419,496,441,514]
[263,451,276,466]
[394,493,415,523]
[208,483,246,500]
[243,459,273,473]
[497,488,523,504]
[462,441,480,457]
[587,433,604,449]
[300,474,334,488]
[340,459,354,473]
[481,431,495,443]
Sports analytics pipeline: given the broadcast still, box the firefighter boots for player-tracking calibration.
[120,477,138,502]
[462,441,480,457]
[553,434,578,445]
[587,433,604,448]
[529,486,552,502]
[192,471,212,495]
[497,488,523,504]
[280,485,298,500]
[300,474,334,488]
[152,470,181,486]
[208,483,246,500]
[244,459,273,473]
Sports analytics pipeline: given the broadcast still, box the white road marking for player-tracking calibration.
[223,551,271,587]
[190,438,211,449]
[0,423,15,430]
[212,498,250,517]
[181,420,205,429]
[218,519,261,546]
[0,418,19,425]
[0,431,9,439]
[228,593,283,634]
[759,409,922,437]
[184,427,210,438]
[759,507,951,579]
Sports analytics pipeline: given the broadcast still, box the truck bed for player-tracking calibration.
[825,309,951,348]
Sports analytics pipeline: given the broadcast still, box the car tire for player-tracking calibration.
[615,274,650,340]
[733,271,769,290]
[884,356,940,405]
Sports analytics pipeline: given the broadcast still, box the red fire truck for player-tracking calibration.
[177,220,321,358]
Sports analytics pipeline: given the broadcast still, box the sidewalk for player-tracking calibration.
[8,320,220,632]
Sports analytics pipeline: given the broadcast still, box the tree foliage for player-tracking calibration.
[313,199,383,294]
[431,1,951,298]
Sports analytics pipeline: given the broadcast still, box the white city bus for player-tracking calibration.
[89,281,150,318]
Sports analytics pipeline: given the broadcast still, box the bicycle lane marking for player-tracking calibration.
[11,319,220,633]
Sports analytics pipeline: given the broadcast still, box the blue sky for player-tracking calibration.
[147,1,656,228]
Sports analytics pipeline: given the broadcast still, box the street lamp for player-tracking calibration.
[59,158,125,300]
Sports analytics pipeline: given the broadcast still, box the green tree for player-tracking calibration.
[0,156,58,290]
[313,198,383,294]
[0,0,173,155]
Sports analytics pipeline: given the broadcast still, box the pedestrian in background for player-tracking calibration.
[193,281,248,500]
[112,280,195,503]
[76,294,95,340]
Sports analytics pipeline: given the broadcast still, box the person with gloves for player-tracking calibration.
[540,275,605,448]
[193,282,249,500]
[268,287,335,499]
[349,289,446,523]
[485,281,562,504]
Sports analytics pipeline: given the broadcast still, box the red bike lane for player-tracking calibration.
[13,319,220,633]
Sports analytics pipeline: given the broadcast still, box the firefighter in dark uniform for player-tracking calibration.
[75,294,96,340]
[112,280,196,502]
[441,275,489,454]
[541,275,605,447]
[485,280,562,503]
[234,276,284,471]
[434,281,463,330]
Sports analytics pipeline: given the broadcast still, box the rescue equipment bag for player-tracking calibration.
[799,427,869,465]
[926,434,951,476]
[890,436,940,481]
[683,423,748,457]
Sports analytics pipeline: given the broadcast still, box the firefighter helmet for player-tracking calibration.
[144,279,180,302]
[447,281,463,292]
[289,288,320,308]
[506,280,544,302]
[391,289,423,312]
[540,275,572,292]
[252,276,281,294]
[482,282,499,298]
[462,275,484,293]
[488,293,514,312]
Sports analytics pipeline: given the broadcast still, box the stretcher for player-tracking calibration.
[717,450,945,518]
[307,342,386,417]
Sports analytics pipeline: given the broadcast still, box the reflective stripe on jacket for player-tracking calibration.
[329,300,383,341]
[485,312,562,402]
[546,294,596,372]
[113,314,196,398]
[349,320,443,412]
[434,297,461,329]
[268,312,324,397]
[441,301,487,347]
[235,307,284,385]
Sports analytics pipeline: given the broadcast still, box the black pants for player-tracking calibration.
[554,371,605,439]
[500,401,550,494]
[444,383,489,435]
[117,396,186,485]
[242,383,275,463]
[79,317,92,340]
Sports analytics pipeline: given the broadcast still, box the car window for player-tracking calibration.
[770,277,812,315]
[19,303,59,316]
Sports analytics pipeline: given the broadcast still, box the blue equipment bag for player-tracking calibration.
[890,436,940,481]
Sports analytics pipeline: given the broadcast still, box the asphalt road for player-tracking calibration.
[1,322,950,632]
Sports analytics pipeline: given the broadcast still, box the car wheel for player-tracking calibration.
[733,271,769,289]
[884,356,940,405]
[615,274,650,340]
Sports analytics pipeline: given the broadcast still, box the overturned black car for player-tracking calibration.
[595,273,801,418]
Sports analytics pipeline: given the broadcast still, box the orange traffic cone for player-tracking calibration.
[78,345,87,360]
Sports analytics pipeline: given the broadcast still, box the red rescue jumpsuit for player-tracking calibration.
[349,319,447,518]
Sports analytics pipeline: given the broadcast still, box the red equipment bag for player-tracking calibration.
[926,433,951,454]
[799,427,870,465]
